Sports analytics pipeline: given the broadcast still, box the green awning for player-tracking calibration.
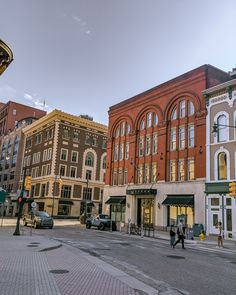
[105,196,126,205]
[162,195,194,207]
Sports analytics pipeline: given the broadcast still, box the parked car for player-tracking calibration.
[23,211,54,229]
[86,214,117,231]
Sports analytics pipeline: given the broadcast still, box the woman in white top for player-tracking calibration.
[217,221,224,247]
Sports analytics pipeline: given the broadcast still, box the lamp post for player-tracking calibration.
[13,168,26,236]
[212,122,236,134]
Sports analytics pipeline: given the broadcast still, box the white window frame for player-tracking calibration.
[188,125,194,148]
[179,126,185,149]
[70,166,77,178]
[170,128,176,151]
[71,150,78,163]
[60,148,68,161]
[179,100,186,118]
[213,111,229,144]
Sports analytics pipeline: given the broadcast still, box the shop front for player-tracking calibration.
[162,195,194,228]
[105,196,126,223]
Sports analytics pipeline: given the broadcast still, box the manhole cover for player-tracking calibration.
[50,269,69,274]
[166,255,185,259]
[27,245,38,247]
[30,242,40,245]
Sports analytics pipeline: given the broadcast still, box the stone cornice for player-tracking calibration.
[0,39,13,75]
[23,109,108,135]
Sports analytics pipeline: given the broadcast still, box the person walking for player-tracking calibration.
[170,225,176,248]
[173,219,185,249]
[217,221,224,248]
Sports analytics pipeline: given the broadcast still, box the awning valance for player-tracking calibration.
[105,196,126,205]
[162,195,194,207]
[59,200,74,205]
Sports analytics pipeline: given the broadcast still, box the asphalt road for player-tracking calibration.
[34,225,236,295]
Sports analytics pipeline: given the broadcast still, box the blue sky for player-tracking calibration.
[0,0,235,125]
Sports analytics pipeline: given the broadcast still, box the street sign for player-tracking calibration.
[31,202,37,208]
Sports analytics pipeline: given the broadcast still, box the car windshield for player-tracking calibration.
[99,214,109,219]
[36,211,50,217]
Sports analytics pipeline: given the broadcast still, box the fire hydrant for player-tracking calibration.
[199,231,205,241]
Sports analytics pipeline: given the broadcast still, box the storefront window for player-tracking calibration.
[169,206,194,228]
[211,198,219,206]
[111,204,125,222]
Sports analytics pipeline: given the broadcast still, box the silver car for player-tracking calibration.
[23,211,54,229]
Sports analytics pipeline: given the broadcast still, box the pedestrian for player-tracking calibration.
[173,219,185,249]
[217,221,224,248]
[170,225,176,248]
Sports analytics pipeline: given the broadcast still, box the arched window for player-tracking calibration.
[140,119,145,130]
[218,152,227,180]
[126,124,131,134]
[171,107,177,120]
[115,127,120,138]
[217,115,227,142]
[179,100,186,118]
[153,113,158,126]
[85,152,94,167]
[146,112,152,128]
[102,156,106,169]
[188,101,195,116]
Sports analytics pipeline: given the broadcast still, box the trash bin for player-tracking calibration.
[193,224,204,237]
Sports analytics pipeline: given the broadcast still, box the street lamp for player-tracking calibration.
[212,122,236,134]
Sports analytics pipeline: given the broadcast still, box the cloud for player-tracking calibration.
[72,14,92,35]
[0,84,17,99]
[23,92,52,113]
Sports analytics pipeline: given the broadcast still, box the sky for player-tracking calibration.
[0,0,236,125]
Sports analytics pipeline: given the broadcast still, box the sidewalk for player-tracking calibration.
[0,227,159,295]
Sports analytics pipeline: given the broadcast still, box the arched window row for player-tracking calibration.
[171,99,195,121]
[139,112,158,130]
[115,121,131,138]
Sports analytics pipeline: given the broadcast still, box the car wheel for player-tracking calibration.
[49,226,53,229]
[99,223,105,230]
[86,222,91,229]
[34,222,38,229]
[23,220,27,227]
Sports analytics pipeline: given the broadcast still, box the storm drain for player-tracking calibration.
[166,255,185,259]
[27,245,38,247]
[50,269,69,274]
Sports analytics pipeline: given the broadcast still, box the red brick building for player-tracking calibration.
[0,101,46,136]
[104,65,230,230]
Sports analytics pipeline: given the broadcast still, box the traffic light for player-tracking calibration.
[24,176,32,190]
[229,182,236,197]
[58,178,63,191]
[17,196,23,204]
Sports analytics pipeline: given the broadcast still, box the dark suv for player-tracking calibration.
[86,214,117,231]
[23,211,54,229]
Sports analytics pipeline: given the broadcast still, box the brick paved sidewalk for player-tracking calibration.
[0,230,159,295]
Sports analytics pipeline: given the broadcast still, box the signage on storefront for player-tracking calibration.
[126,189,157,195]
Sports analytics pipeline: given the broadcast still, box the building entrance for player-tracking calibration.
[137,198,154,226]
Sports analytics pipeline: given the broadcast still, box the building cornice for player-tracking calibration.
[23,109,108,135]
[0,39,13,75]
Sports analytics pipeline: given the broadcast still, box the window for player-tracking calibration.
[179,101,186,118]
[85,135,91,145]
[102,157,106,169]
[170,161,176,181]
[61,186,72,198]
[151,163,157,183]
[85,152,94,166]
[113,170,117,185]
[124,169,128,185]
[188,159,195,180]
[179,127,185,149]
[140,119,145,130]
[118,169,123,185]
[153,113,158,126]
[145,136,151,155]
[41,165,47,176]
[13,109,16,115]
[71,151,78,163]
[59,164,66,176]
[188,125,194,148]
[102,139,107,149]
[115,127,120,138]
[60,149,68,161]
[41,184,46,197]
[218,152,227,180]
[86,169,92,180]
[188,101,195,116]
[35,133,42,145]
[70,166,77,178]
[121,122,125,136]
[137,166,143,184]
[26,138,32,148]
[83,187,92,201]
[62,129,69,139]
[178,159,185,181]
[73,130,79,142]
[139,138,144,157]
[114,144,118,161]
[170,128,176,150]
[125,142,129,160]
[47,148,52,160]
[217,115,227,142]
[144,164,150,183]
[146,112,152,128]
[152,134,158,154]
[46,164,51,175]
[92,137,97,146]
[45,128,53,140]
[171,107,177,120]
[119,143,124,160]
[126,124,131,134]
[43,149,47,162]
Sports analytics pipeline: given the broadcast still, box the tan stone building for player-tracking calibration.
[22,110,107,218]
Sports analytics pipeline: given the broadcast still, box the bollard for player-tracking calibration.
[141,224,144,238]
[128,218,131,235]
